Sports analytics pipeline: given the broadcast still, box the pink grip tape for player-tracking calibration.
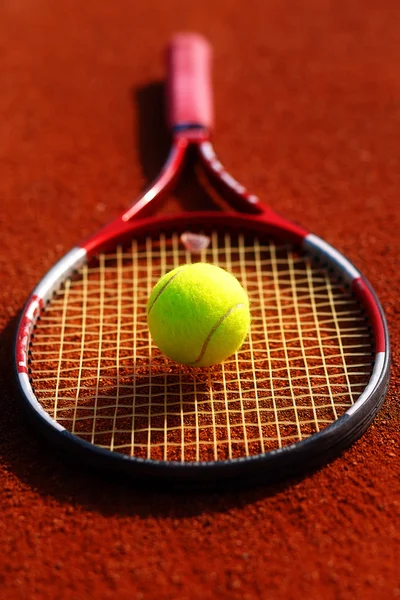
[166,33,213,131]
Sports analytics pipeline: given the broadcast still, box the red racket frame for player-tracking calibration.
[14,33,390,487]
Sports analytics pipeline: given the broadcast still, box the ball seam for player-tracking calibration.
[191,302,247,365]
[147,266,187,315]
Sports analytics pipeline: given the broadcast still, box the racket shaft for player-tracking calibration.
[167,33,213,132]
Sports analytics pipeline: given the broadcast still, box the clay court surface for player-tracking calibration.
[1,1,399,598]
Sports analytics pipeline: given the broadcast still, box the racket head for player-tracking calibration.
[15,210,390,487]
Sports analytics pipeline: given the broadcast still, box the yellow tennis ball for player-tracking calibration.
[147,263,250,367]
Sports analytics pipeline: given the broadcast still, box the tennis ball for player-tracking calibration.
[147,263,250,367]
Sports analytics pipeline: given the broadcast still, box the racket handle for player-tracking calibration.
[167,33,213,133]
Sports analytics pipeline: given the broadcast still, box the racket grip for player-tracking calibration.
[166,33,213,132]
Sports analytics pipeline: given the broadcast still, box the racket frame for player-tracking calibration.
[15,195,390,486]
[14,33,390,486]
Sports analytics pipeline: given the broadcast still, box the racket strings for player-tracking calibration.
[29,231,373,462]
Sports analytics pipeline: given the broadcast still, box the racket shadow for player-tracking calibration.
[4,310,317,516]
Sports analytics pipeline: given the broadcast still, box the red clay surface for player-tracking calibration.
[1,1,399,598]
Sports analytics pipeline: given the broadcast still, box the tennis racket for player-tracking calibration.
[15,33,390,487]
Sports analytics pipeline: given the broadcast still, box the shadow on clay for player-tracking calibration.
[1,84,315,516]
[2,312,313,517]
